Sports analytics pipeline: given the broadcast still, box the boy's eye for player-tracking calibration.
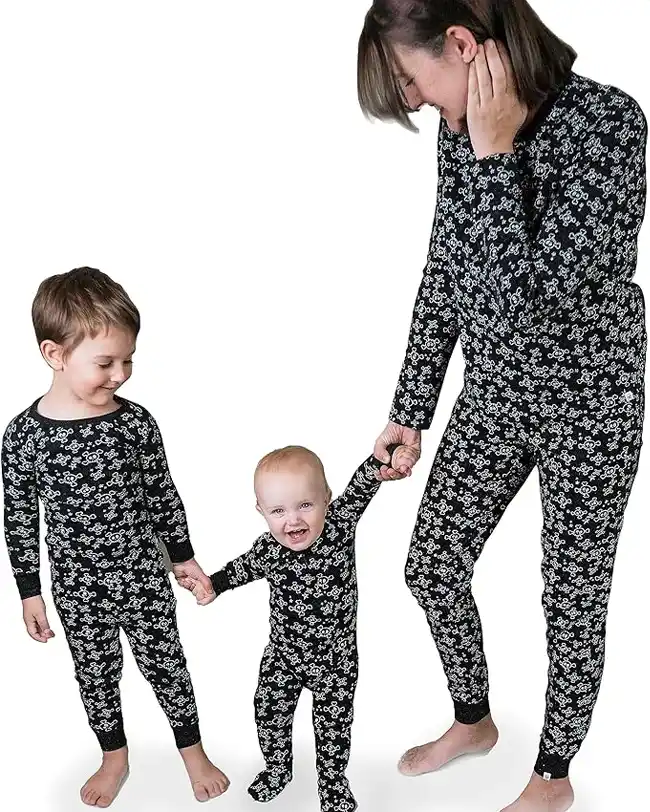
[271,508,284,516]
[300,502,313,509]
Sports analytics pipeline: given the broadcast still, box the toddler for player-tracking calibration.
[2,267,228,807]
[185,443,415,811]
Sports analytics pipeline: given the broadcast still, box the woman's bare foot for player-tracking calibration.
[500,772,574,812]
[398,715,499,776]
[179,742,230,802]
[80,747,129,807]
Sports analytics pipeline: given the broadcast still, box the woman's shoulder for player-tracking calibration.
[565,72,646,135]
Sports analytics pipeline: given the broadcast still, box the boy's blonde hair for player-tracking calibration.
[32,266,140,356]
[255,446,331,498]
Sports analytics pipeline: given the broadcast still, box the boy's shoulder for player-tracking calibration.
[3,401,40,444]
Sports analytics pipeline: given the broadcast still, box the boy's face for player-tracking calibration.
[43,327,136,407]
[256,466,330,552]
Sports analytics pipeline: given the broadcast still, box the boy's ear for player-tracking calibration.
[326,488,332,505]
[255,503,263,515]
[40,340,65,371]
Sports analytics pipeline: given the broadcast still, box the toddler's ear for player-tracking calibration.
[255,503,263,515]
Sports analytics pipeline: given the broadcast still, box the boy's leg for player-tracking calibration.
[248,644,302,802]
[52,576,129,807]
[312,652,358,812]
[400,392,533,775]
[121,567,228,800]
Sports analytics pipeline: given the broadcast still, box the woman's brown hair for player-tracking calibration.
[358,0,576,131]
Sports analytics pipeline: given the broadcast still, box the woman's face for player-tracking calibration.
[391,27,477,133]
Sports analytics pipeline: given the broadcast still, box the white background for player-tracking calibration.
[0,1,648,810]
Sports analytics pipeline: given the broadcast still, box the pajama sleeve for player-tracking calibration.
[139,411,194,563]
[2,418,42,599]
[330,455,383,526]
[473,93,647,330]
[210,535,268,596]
[389,121,460,431]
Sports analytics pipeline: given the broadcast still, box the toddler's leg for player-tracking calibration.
[312,653,358,812]
[248,644,302,802]
[53,582,129,807]
[122,572,228,801]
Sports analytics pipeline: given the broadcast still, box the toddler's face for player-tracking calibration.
[256,467,330,552]
[47,327,136,407]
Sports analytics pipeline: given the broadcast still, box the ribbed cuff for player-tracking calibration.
[17,573,42,600]
[174,722,201,750]
[166,540,195,564]
[453,697,491,725]
[534,751,570,780]
[96,726,127,752]
[210,570,231,596]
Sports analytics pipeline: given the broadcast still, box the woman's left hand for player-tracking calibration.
[467,39,528,160]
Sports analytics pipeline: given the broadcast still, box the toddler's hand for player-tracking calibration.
[374,422,421,480]
[22,595,55,643]
[190,579,217,607]
[173,557,214,598]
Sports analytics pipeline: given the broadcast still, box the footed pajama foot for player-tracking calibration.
[248,767,293,802]
[318,776,357,812]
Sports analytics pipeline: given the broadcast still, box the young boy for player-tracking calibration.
[184,443,415,812]
[1,267,229,807]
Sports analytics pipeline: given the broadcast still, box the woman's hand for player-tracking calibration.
[22,595,55,643]
[374,422,422,481]
[467,40,528,160]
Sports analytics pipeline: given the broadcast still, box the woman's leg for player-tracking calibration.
[400,392,535,774]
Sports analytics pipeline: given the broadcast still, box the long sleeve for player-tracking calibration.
[330,455,383,526]
[390,123,460,430]
[2,419,42,599]
[473,93,647,330]
[139,412,194,563]
[210,535,268,596]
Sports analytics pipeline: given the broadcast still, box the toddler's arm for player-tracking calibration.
[206,536,269,601]
[331,444,414,524]
[2,419,42,600]
[139,410,195,565]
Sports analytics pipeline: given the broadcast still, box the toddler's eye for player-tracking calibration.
[271,508,284,516]
[300,502,313,509]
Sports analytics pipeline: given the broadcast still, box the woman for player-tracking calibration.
[357,2,646,811]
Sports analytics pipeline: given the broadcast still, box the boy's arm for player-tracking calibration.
[2,420,42,599]
[139,411,194,564]
[210,536,268,597]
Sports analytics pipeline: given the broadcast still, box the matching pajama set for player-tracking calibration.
[391,72,647,779]
[2,397,201,751]
[208,456,383,812]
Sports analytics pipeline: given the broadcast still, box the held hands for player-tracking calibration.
[374,422,422,481]
[467,40,528,161]
[172,557,215,606]
[22,595,55,643]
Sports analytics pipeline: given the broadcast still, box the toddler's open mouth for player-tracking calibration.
[287,529,308,542]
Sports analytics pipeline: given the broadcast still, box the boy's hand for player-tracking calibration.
[22,596,55,643]
[374,423,422,480]
[172,557,213,591]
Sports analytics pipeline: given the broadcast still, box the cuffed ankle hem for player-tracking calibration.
[534,751,570,780]
[96,727,127,752]
[174,722,201,749]
[453,697,490,725]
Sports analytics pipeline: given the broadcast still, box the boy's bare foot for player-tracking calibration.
[179,742,230,802]
[398,715,499,776]
[500,772,574,812]
[80,747,129,807]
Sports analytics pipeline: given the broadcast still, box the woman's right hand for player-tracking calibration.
[22,595,55,643]
[374,421,422,481]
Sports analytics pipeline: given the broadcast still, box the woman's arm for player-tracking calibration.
[473,94,647,330]
[390,123,460,430]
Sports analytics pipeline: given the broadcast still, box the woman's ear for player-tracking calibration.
[40,339,65,371]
